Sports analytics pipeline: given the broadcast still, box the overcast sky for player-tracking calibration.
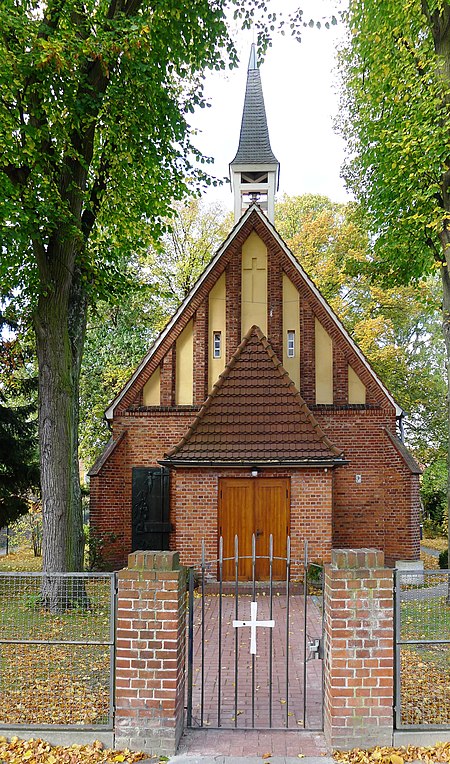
[190,0,349,210]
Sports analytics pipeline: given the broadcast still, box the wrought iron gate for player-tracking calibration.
[186,536,324,730]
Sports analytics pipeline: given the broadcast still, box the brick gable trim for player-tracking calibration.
[384,428,422,475]
[87,430,127,476]
[105,204,402,421]
[104,206,261,420]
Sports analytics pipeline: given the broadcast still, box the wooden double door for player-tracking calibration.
[218,478,290,581]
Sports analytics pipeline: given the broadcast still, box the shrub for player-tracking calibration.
[438,548,448,569]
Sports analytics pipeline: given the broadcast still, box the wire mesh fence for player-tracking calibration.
[0,572,116,729]
[395,568,450,729]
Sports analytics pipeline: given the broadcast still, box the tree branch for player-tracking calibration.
[1,164,31,186]
[81,148,110,241]
[123,0,145,17]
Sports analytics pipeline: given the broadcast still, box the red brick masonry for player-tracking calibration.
[324,548,394,749]
[115,551,186,755]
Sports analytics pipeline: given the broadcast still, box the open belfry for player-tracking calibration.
[89,45,420,575]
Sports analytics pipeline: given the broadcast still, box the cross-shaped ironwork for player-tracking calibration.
[233,600,275,655]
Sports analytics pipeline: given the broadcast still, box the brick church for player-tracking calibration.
[89,46,420,575]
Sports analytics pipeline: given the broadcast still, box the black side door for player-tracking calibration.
[132,467,171,551]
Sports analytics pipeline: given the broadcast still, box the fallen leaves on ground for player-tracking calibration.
[420,550,440,570]
[0,550,43,573]
[400,648,450,725]
[0,737,150,764]
[0,644,110,725]
[421,538,448,553]
[334,742,450,764]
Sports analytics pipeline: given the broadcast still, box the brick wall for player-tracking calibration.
[90,404,419,570]
[90,213,420,570]
[115,550,186,756]
[318,409,420,563]
[323,548,394,748]
[90,411,199,569]
[171,467,333,576]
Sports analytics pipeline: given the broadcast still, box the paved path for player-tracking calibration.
[166,757,332,764]
[421,545,441,558]
[176,728,329,758]
[401,582,448,601]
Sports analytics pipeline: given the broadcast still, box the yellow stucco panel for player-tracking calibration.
[142,366,160,406]
[315,318,333,404]
[348,364,366,404]
[208,273,226,391]
[282,273,300,389]
[176,320,193,405]
[241,231,267,336]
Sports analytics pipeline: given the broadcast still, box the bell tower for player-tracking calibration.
[230,44,280,223]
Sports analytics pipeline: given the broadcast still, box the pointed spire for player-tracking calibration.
[248,42,257,71]
[231,47,278,167]
[230,46,280,223]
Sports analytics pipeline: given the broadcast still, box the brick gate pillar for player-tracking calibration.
[115,551,187,756]
[323,549,394,749]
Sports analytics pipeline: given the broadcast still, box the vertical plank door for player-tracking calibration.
[254,478,289,580]
[218,479,253,580]
[218,478,290,581]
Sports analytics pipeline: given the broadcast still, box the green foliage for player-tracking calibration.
[439,548,448,569]
[337,0,450,282]
[422,460,447,534]
[79,199,230,467]
[0,398,39,527]
[84,525,117,571]
[145,199,232,311]
[275,194,446,464]
[0,0,239,306]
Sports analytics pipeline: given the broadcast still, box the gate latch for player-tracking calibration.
[308,637,323,660]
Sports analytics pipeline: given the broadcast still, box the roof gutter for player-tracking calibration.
[159,458,348,469]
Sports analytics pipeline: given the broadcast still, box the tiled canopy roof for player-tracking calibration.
[164,326,344,466]
[230,45,278,167]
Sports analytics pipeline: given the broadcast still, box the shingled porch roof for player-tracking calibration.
[163,326,345,467]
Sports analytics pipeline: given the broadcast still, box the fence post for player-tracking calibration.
[115,551,187,757]
[323,548,394,749]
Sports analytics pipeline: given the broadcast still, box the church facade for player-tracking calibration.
[89,48,420,574]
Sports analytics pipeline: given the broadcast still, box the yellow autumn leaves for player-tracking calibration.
[334,742,450,764]
[0,736,148,764]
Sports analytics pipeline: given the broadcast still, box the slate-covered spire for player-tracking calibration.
[230,44,280,223]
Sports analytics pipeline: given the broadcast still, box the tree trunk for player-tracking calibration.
[34,243,88,609]
[67,270,88,574]
[440,257,450,604]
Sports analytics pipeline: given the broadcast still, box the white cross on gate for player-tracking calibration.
[233,600,275,655]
